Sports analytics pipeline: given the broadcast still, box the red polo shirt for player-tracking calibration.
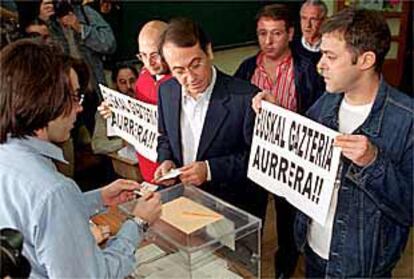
[135,68,172,182]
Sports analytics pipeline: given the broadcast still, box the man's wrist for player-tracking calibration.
[132,216,149,233]
[205,160,212,181]
[364,145,378,167]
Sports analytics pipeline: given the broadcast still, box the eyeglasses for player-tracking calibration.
[72,93,84,105]
[172,60,206,78]
[136,52,161,62]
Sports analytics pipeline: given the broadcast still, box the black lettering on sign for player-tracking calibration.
[251,145,325,204]
[288,121,334,171]
[255,109,286,148]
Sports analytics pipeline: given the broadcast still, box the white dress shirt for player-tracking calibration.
[180,67,217,179]
[301,36,321,52]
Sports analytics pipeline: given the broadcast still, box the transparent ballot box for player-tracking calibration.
[119,184,262,279]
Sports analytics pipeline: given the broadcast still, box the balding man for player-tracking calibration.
[99,20,171,182]
[134,20,172,182]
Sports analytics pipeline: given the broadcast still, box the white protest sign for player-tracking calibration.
[248,101,341,225]
[99,84,158,162]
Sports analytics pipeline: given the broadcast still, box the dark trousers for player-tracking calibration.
[304,243,327,278]
[242,182,269,220]
[274,195,299,278]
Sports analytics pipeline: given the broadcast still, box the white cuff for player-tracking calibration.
[205,160,212,181]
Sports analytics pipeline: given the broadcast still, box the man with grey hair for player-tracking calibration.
[292,0,328,64]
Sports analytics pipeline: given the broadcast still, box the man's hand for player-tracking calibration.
[39,0,54,22]
[334,134,378,167]
[97,101,112,119]
[132,192,162,225]
[252,91,277,114]
[153,160,176,186]
[101,179,140,207]
[179,161,207,186]
[59,12,81,33]
[90,222,110,244]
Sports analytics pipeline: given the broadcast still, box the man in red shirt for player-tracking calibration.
[98,21,171,182]
[234,5,324,278]
[134,20,171,182]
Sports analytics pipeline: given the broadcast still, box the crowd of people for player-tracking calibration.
[0,0,412,278]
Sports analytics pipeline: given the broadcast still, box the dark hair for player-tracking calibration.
[16,0,42,34]
[111,63,138,83]
[159,17,211,56]
[52,0,90,25]
[67,57,91,92]
[320,8,391,72]
[0,39,72,143]
[255,4,294,30]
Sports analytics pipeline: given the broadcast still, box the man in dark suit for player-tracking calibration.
[153,18,267,216]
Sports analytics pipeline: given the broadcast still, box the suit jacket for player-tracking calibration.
[157,70,260,206]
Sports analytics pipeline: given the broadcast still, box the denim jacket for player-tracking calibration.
[294,79,413,278]
[47,5,116,89]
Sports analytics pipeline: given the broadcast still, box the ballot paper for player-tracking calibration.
[161,197,223,234]
[134,182,159,197]
[157,168,182,182]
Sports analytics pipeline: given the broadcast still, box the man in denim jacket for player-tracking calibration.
[253,8,413,278]
[36,0,116,134]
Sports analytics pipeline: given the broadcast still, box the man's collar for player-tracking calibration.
[320,76,387,137]
[256,51,292,69]
[301,36,321,52]
[6,136,68,164]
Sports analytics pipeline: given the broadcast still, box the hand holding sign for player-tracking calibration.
[97,100,112,119]
[248,101,342,225]
[99,85,159,162]
[251,90,277,114]
[334,134,378,167]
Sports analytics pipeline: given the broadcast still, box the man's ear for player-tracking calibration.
[359,51,376,71]
[288,27,294,42]
[206,43,214,60]
[34,127,48,141]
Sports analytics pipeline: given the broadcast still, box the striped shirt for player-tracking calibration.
[251,52,297,112]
